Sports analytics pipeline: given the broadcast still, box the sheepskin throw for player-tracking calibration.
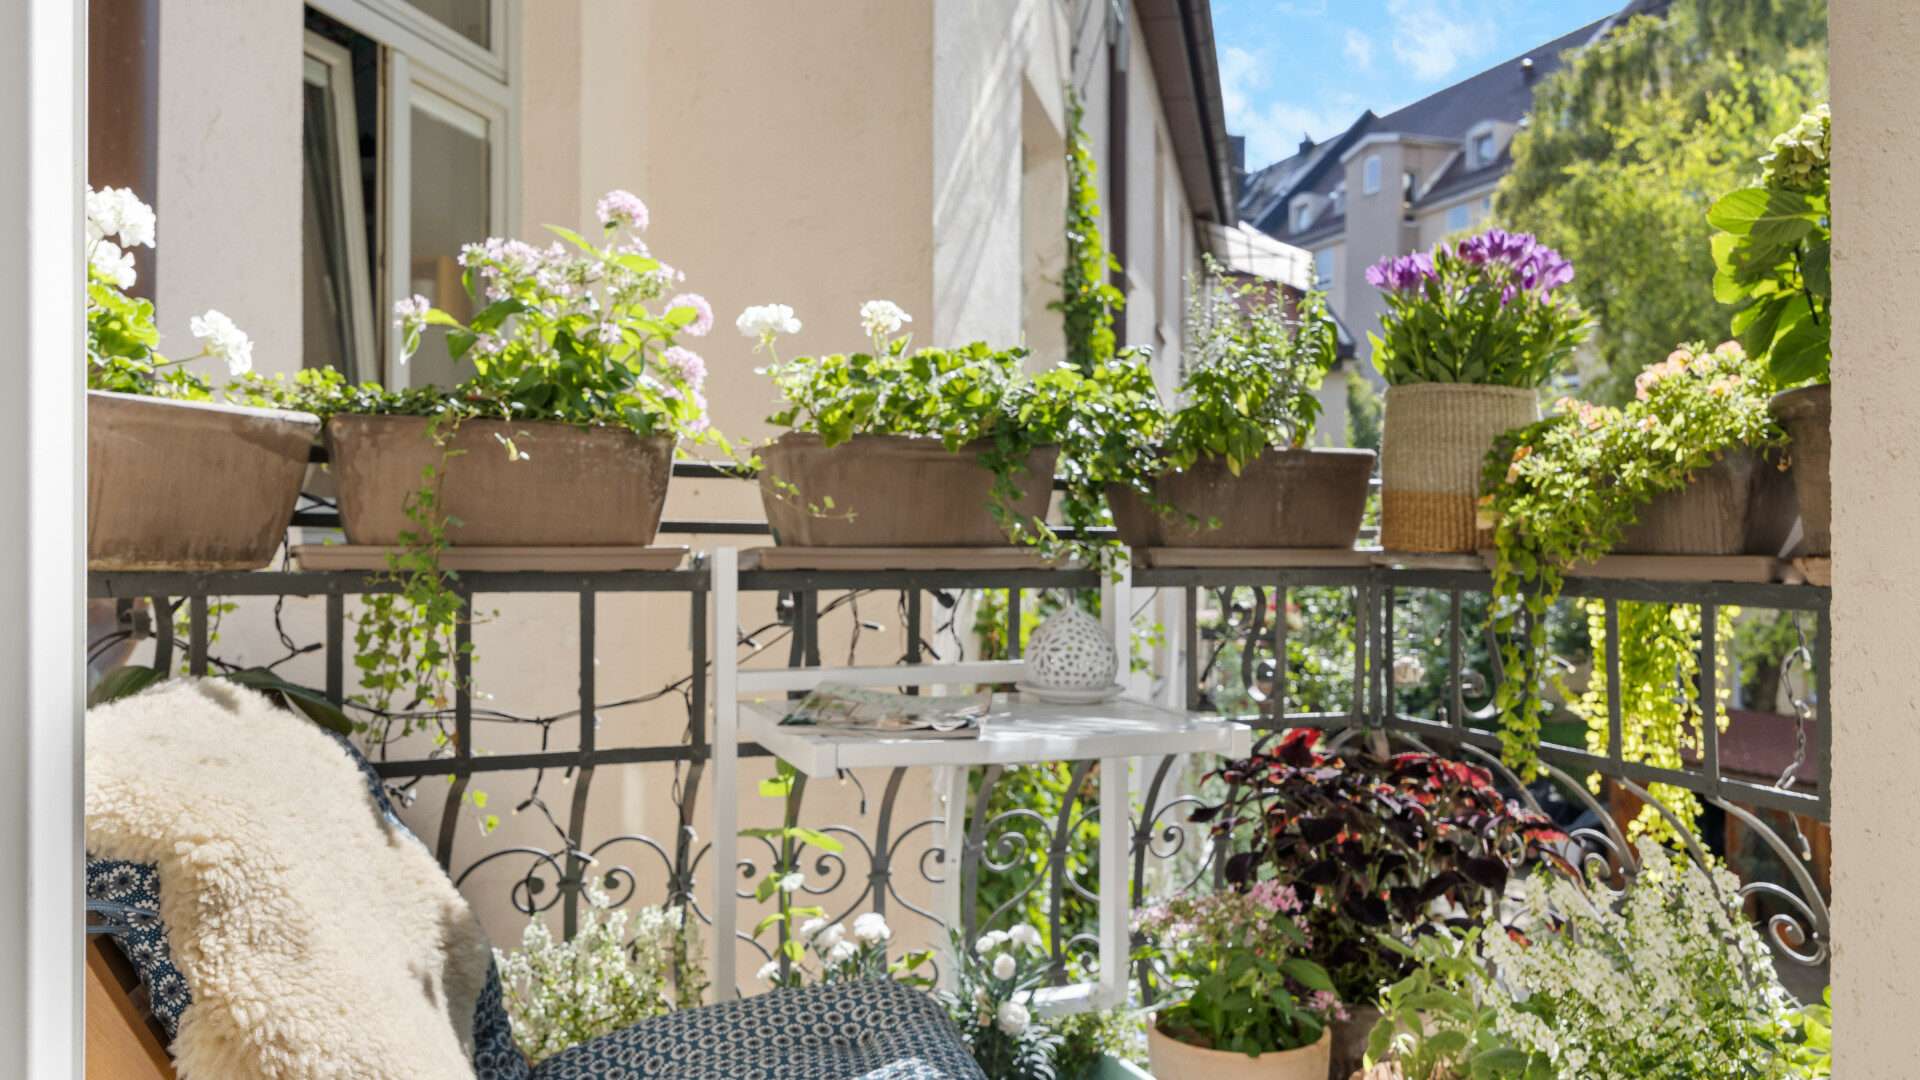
[86,679,492,1079]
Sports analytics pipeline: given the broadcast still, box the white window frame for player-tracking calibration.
[1313,248,1334,289]
[1293,200,1313,232]
[1362,154,1382,195]
[303,33,380,379]
[1466,121,1499,169]
[1445,202,1471,232]
[306,0,521,387]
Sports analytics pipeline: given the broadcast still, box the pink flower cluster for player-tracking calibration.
[596,189,650,232]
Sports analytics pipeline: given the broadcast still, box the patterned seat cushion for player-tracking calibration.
[531,979,984,1080]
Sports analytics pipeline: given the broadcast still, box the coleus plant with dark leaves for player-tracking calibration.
[1191,728,1570,1002]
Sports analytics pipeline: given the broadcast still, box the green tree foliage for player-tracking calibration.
[1494,0,1827,402]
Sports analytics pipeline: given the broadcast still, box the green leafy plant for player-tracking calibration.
[941,925,1062,1080]
[494,887,704,1063]
[1710,103,1831,386]
[1363,927,1548,1080]
[1366,229,1587,387]
[1049,1008,1145,1080]
[1053,89,1124,375]
[1133,881,1340,1057]
[758,307,1162,566]
[1481,341,1783,777]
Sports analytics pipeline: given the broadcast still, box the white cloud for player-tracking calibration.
[1221,43,1363,167]
[1387,0,1493,82]
[1274,0,1329,14]
[1342,28,1375,71]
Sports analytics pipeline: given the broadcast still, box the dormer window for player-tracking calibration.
[1474,131,1497,166]
[1330,185,1345,214]
[1294,202,1312,231]
[1362,154,1382,195]
[1466,122,1502,169]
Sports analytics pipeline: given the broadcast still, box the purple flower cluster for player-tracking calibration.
[1364,251,1436,293]
[1458,227,1574,298]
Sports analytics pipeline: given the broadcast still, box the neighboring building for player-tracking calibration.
[96,0,1247,979]
[1237,2,1663,367]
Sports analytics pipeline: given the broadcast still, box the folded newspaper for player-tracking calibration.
[780,683,991,738]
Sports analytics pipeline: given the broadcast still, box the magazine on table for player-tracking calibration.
[780,683,991,739]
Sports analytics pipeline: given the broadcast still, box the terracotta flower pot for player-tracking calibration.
[1770,383,1831,556]
[1379,383,1538,553]
[1614,449,1800,556]
[757,433,1057,547]
[1147,1026,1332,1080]
[326,415,674,546]
[1108,447,1376,549]
[87,391,320,571]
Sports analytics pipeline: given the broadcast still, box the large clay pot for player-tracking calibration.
[1614,449,1799,556]
[1147,1026,1332,1080]
[1108,447,1375,549]
[757,433,1057,546]
[1770,383,1831,556]
[1379,383,1537,553]
[326,415,674,546]
[87,391,320,570]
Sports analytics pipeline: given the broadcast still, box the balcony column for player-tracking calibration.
[1831,5,1919,1076]
[0,0,86,1072]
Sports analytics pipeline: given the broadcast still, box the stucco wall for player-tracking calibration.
[1829,4,1913,1074]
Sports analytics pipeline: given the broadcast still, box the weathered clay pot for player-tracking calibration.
[88,391,320,570]
[757,433,1056,546]
[1614,448,1799,556]
[1327,1005,1382,1080]
[1379,383,1538,553]
[1108,447,1375,548]
[1770,383,1831,556]
[326,415,674,546]
[1147,1025,1331,1080]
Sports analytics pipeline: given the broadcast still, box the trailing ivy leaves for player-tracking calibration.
[1710,104,1830,386]
[1052,89,1123,376]
[1481,341,1783,780]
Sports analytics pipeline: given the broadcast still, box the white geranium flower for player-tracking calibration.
[817,922,847,950]
[85,186,155,249]
[826,939,858,966]
[858,299,911,340]
[776,871,805,894]
[89,240,136,289]
[190,309,253,376]
[736,303,802,346]
[974,930,1009,955]
[756,960,781,983]
[1008,923,1043,951]
[852,912,891,945]
[798,916,829,941]
[995,1000,1030,1037]
[991,952,1017,980]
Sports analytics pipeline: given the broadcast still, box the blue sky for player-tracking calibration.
[1213,0,1624,170]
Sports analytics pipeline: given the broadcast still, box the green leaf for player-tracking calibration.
[1707,186,1816,239]
[1279,956,1334,992]
[88,665,165,707]
[1768,313,1830,385]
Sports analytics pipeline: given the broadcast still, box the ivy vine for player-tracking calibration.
[1052,88,1124,375]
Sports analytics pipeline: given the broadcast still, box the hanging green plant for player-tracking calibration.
[1052,89,1124,375]
[1481,341,1784,779]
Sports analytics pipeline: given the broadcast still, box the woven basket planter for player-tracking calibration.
[1379,383,1537,553]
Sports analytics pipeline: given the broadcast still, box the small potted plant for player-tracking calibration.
[751,302,1087,550]
[1133,883,1341,1079]
[331,190,719,548]
[1366,229,1587,553]
[1104,260,1373,549]
[1192,729,1567,1079]
[84,185,319,570]
[1482,341,1792,775]
[938,924,1062,1080]
[1710,103,1831,555]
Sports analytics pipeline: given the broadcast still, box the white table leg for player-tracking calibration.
[1098,754,1130,1009]
[936,764,969,993]
[711,547,739,999]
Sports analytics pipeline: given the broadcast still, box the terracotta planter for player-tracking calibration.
[88,391,319,571]
[1108,448,1375,549]
[1614,449,1799,556]
[326,415,674,546]
[757,433,1057,547]
[1147,1026,1332,1080]
[1379,383,1537,553]
[1327,1006,1382,1080]
[1770,383,1831,556]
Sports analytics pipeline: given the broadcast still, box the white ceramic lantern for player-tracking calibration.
[1018,604,1121,702]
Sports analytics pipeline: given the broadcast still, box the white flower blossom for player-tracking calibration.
[189,309,253,376]
[797,916,829,942]
[851,912,891,945]
[736,303,802,346]
[1007,923,1043,951]
[858,299,911,340]
[776,872,805,894]
[89,240,136,289]
[757,960,781,983]
[816,922,846,950]
[393,293,432,327]
[991,952,1017,980]
[995,1000,1030,1037]
[1392,654,1427,688]
[826,939,858,967]
[974,930,1009,955]
[86,186,155,249]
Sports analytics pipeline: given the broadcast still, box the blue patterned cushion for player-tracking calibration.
[86,725,531,1080]
[530,979,985,1080]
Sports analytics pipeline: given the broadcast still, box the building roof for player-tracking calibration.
[1237,6,1636,240]
[1140,0,1239,225]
